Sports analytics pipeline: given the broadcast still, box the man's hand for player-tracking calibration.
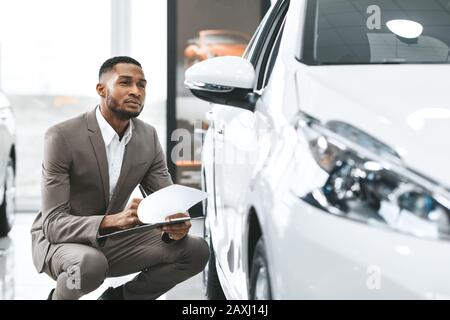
[160,212,191,241]
[100,198,143,231]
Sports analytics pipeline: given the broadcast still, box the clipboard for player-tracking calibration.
[97,184,207,239]
[97,216,192,240]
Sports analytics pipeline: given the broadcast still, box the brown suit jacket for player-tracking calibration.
[30,108,173,273]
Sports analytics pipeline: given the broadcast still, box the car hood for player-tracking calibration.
[296,64,450,187]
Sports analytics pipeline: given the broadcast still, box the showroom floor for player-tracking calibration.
[0,213,206,300]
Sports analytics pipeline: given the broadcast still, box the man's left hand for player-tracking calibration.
[160,212,191,241]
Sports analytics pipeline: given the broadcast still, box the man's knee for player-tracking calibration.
[184,236,210,274]
[70,250,108,293]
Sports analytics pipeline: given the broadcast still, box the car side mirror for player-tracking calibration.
[184,56,258,111]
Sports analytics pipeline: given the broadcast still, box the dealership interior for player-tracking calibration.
[0,0,271,300]
[1,0,450,301]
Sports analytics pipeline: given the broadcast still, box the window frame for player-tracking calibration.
[244,0,290,90]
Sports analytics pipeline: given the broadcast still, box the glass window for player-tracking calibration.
[302,0,450,65]
[262,18,286,88]
[175,0,270,216]
[254,0,289,89]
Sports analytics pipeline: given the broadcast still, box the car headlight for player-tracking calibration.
[296,115,450,241]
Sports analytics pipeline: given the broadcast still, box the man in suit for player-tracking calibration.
[30,56,210,300]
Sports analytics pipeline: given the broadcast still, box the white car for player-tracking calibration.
[185,0,450,299]
[0,91,16,237]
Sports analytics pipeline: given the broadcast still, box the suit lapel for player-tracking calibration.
[86,109,110,209]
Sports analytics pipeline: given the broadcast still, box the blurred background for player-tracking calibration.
[0,0,168,212]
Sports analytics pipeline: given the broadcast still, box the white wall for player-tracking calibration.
[0,0,167,102]
[131,0,167,103]
[0,0,110,96]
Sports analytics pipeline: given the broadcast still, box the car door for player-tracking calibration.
[210,0,290,297]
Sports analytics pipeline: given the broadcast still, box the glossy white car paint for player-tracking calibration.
[296,64,450,186]
[189,0,450,299]
[185,56,255,89]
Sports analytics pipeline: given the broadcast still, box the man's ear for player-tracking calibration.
[96,83,106,98]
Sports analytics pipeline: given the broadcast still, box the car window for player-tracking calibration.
[262,18,286,88]
[243,5,273,61]
[244,0,288,64]
[301,0,450,65]
[254,1,289,90]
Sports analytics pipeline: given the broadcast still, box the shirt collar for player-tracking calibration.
[95,106,133,147]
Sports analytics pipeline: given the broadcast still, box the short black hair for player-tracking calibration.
[99,56,142,80]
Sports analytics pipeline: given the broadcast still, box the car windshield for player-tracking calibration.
[302,0,450,65]
[203,34,249,45]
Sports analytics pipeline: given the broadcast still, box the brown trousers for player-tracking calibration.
[43,228,210,300]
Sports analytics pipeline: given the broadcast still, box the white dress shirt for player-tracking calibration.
[96,106,133,200]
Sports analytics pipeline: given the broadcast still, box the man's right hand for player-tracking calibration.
[99,198,143,231]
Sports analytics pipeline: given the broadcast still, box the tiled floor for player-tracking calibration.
[0,213,206,300]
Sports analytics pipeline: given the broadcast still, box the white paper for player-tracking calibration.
[137,184,207,224]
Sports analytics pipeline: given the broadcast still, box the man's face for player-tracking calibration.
[101,63,147,120]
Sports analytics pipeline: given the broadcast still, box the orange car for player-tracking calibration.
[184,30,251,68]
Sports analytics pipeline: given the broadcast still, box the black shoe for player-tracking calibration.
[97,285,124,300]
[47,288,55,300]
